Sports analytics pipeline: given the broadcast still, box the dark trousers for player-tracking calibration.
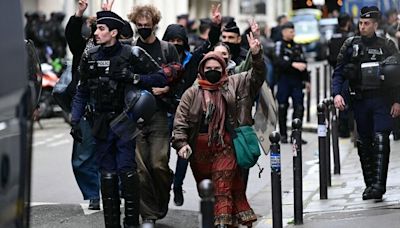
[352,97,394,140]
[95,129,137,174]
[136,110,173,220]
[72,118,100,200]
[277,76,304,136]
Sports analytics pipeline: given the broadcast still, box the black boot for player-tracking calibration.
[369,132,391,201]
[101,172,121,228]
[357,139,375,200]
[173,186,184,206]
[278,104,288,143]
[120,171,140,228]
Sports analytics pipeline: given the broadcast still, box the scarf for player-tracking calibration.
[198,79,227,146]
[197,51,229,146]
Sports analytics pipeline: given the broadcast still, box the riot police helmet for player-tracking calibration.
[381,54,400,87]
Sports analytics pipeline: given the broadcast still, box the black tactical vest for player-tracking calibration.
[348,36,393,90]
[83,44,134,113]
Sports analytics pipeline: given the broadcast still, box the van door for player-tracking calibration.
[0,0,32,227]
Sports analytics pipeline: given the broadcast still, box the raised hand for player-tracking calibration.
[101,0,115,11]
[247,32,261,55]
[76,0,88,17]
[248,18,260,39]
[211,4,222,25]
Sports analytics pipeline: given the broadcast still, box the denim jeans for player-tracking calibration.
[72,118,100,200]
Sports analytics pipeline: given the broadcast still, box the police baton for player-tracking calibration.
[198,179,214,228]
[317,103,328,199]
[269,131,282,228]
[292,119,303,224]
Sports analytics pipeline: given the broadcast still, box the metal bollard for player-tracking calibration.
[323,65,328,99]
[331,99,341,175]
[292,119,303,225]
[269,131,283,228]
[198,179,214,228]
[323,99,332,187]
[306,71,311,123]
[317,103,328,199]
[316,67,321,106]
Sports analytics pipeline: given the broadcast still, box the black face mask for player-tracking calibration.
[138,27,152,40]
[174,44,185,54]
[204,70,222,84]
[224,42,241,57]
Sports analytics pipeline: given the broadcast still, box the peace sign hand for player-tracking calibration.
[247,32,261,55]
[101,0,115,11]
[248,18,260,39]
[211,4,222,25]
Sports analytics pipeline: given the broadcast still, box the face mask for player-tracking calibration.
[138,27,152,40]
[204,70,222,84]
[224,42,240,57]
[174,44,185,54]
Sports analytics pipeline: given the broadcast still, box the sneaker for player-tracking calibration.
[173,187,184,206]
[88,199,100,210]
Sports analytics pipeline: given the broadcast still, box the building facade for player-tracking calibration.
[23,0,291,38]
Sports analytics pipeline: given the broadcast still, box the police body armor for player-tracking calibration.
[82,44,159,139]
[84,45,134,114]
[279,41,308,81]
[346,36,392,91]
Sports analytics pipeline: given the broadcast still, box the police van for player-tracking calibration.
[0,0,41,227]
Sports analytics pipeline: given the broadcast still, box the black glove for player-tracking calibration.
[70,123,83,143]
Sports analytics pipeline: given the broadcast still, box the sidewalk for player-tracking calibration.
[281,137,400,228]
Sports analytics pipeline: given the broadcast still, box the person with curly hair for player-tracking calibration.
[128,4,180,225]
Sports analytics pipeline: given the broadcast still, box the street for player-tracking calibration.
[30,113,322,228]
[30,61,331,228]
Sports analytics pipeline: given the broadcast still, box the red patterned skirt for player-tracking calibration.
[190,133,257,226]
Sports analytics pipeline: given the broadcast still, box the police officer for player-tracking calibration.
[274,22,310,144]
[333,6,400,201]
[70,11,167,228]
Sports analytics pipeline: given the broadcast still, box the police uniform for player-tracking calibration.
[274,22,310,143]
[332,7,400,200]
[70,11,166,228]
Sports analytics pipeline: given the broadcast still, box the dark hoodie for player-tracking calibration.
[162,23,220,100]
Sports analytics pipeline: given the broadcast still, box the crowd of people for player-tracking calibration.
[66,1,269,227]
[24,0,400,227]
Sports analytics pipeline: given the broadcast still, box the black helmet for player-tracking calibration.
[110,88,156,140]
[381,54,400,88]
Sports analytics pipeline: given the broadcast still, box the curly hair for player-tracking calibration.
[128,4,161,26]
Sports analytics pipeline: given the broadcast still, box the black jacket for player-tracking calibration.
[274,39,309,82]
[65,15,86,78]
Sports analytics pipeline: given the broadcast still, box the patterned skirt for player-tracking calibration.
[190,133,257,226]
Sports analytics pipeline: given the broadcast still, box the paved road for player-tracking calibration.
[30,60,331,227]
[30,116,323,227]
